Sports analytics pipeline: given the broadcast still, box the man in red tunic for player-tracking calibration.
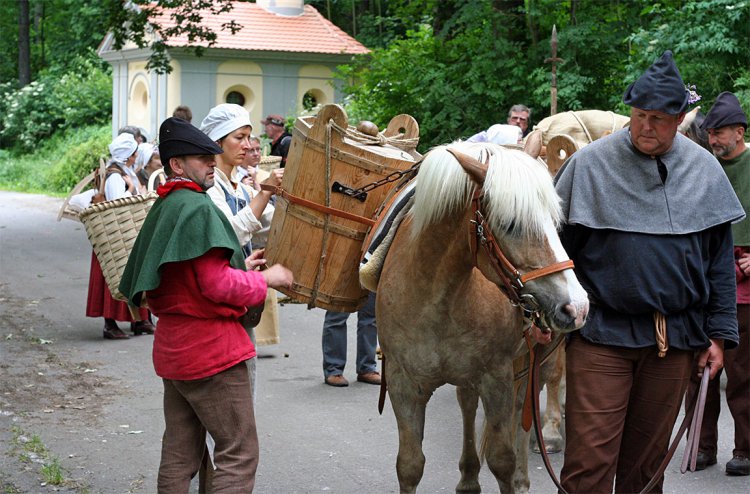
[120,117,293,492]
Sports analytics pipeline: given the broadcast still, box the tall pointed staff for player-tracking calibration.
[544,25,565,116]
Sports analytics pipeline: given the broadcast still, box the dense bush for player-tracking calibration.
[0,124,110,195]
[0,53,111,153]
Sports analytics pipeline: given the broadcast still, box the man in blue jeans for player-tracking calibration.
[322,292,381,387]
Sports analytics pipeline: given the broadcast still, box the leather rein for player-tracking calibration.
[468,189,709,493]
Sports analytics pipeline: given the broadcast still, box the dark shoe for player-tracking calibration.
[325,374,349,387]
[726,455,750,476]
[356,371,381,385]
[131,320,156,335]
[694,450,717,471]
[103,325,130,340]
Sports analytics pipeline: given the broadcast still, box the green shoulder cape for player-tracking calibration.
[720,148,750,246]
[119,189,246,307]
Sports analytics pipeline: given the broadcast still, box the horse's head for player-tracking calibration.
[440,143,588,333]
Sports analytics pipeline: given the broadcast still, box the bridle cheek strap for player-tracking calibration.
[469,190,574,307]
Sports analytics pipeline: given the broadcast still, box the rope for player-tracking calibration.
[654,311,669,357]
[327,119,419,151]
[570,111,594,143]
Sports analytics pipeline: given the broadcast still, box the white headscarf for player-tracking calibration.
[200,104,253,141]
[108,133,138,165]
[134,143,156,172]
[486,124,523,145]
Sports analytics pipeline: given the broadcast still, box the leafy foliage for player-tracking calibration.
[0,54,111,152]
[0,125,110,195]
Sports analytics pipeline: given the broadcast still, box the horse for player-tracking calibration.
[375,141,589,493]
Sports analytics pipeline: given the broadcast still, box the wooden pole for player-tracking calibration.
[544,25,564,116]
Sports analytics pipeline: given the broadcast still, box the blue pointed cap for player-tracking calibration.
[623,50,689,115]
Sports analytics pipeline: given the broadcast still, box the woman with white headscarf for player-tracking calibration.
[134,142,164,192]
[200,103,281,251]
[86,132,153,340]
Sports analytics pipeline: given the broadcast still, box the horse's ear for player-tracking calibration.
[446,148,487,185]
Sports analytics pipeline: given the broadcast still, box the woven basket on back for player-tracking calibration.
[258,155,282,172]
[79,192,157,303]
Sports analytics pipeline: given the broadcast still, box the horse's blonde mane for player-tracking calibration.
[409,141,562,241]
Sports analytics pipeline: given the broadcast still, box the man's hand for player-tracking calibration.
[262,264,294,290]
[244,249,266,271]
[696,338,724,380]
[739,252,750,276]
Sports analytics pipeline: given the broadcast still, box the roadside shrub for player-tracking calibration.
[0,124,110,195]
[0,52,111,153]
[47,125,111,193]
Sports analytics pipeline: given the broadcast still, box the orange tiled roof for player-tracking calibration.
[150,3,369,56]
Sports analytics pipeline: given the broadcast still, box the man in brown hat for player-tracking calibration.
[261,113,292,167]
[688,91,750,476]
[555,51,744,492]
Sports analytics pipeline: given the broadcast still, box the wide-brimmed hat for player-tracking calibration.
[159,117,223,166]
[701,91,747,130]
[623,50,689,115]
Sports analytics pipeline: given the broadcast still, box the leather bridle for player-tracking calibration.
[468,187,574,332]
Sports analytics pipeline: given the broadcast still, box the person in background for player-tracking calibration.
[172,105,193,124]
[322,292,380,387]
[688,91,750,476]
[466,123,523,146]
[507,104,532,137]
[118,125,145,144]
[119,117,293,492]
[86,132,153,339]
[237,135,269,192]
[134,142,164,192]
[555,50,744,493]
[261,114,292,167]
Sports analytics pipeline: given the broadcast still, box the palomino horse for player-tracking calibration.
[376,142,589,493]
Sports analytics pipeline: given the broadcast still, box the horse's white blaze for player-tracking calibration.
[544,219,589,327]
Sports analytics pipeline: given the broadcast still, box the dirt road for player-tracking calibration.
[1,191,747,493]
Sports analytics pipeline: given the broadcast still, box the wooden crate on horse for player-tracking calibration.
[264,104,420,312]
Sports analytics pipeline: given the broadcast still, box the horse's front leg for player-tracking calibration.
[456,386,481,493]
[388,364,433,494]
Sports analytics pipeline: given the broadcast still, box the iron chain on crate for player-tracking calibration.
[331,161,421,202]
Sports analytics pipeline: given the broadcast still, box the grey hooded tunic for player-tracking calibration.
[555,128,745,350]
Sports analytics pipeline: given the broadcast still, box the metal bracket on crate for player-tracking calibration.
[331,181,367,202]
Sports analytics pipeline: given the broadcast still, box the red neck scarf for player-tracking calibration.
[157,177,204,198]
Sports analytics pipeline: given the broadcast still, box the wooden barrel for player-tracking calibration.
[265,104,420,312]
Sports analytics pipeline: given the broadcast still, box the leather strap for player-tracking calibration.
[521,260,575,284]
[681,367,710,473]
[378,352,387,415]
[261,184,376,226]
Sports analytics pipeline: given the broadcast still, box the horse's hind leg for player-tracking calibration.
[456,386,481,493]
[536,345,565,454]
[388,368,432,494]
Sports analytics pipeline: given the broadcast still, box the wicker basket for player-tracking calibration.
[79,193,157,303]
[258,155,282,172]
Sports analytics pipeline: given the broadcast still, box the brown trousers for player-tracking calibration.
[560,335,692,493]
[686,304,750,458]
[158,362,258,493]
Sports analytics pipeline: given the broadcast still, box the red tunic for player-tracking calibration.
[146,248,267,380]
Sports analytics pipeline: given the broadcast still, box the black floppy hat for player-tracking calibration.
[623,50,690,115]
[159,117,223,167]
